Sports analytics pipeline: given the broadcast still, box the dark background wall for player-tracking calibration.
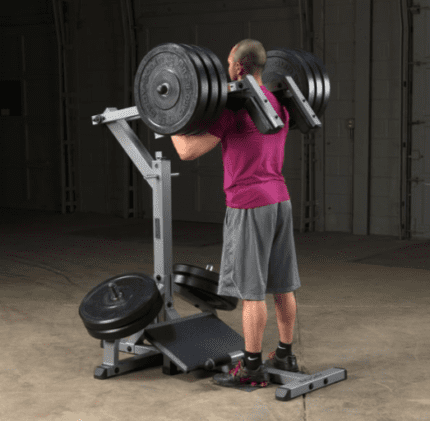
[0,0,429,239]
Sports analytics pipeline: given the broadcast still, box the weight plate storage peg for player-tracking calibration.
[79,272,161,332]
[134,43,208,135]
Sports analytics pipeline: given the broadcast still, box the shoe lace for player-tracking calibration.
[229,360,245,377]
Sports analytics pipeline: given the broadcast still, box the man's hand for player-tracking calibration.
[171,133,221,161]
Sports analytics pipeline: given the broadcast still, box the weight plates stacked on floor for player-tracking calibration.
[173,264,238,311]
[134,43,228,136]
[79,272,163,341]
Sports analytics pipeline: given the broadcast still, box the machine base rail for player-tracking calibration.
[95,312,347,403]
[272,366,347,401]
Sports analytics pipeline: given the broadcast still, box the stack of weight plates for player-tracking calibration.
[79,273,163,341]
[173,264,238,311]
[262,48,331,130]
[134,43,228,136]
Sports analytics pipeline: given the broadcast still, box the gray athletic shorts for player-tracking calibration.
[218,200,301,301]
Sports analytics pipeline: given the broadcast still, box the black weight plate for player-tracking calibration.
[86,292,164,341]
[262,50,296,129]
[282,48,317,112]
[197,46,228,127]
[185,45,220,135]
[263,49,316,111]
[173,263,219,284]
[174,273,218,295]
[179,45,212,135]
[79,272,159,331]
[176,44,210,135]
[307,52,331,116]
[262,50,311,131]
[173,264,238,311]
[176,282,238,311]
[134,43,205,135]
[291,48,324,117]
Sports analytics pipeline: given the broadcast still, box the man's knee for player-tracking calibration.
[243,299,266,303]
[273,291,294,303]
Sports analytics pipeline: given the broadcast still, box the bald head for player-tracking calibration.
[228,39,267,85]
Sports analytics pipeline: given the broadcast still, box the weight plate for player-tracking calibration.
[185,45,221,135]
[178,45,213,135]
[86,292,164,341]
[134,43,206,135]
[176,282,238,311]
[262,50,310,131]
[291,48,324,117]
[175,273,217,295]
[283,48,318,112]
[79,272,160,331]
[176,44,210,135]
[173,264,219,284]
[263,49,316,113]
[308,52,331,116]
[197,46,228,128]
[173,264,238,311]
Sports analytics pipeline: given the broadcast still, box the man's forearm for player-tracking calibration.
[171,135,195,160]
[171,132,220,161]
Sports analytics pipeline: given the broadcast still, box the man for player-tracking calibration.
[171,39,301,388]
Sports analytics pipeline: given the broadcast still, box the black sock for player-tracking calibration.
[244,350,262,371]
[276,341,293,358]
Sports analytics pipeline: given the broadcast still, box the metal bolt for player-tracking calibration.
[108,283,123,301]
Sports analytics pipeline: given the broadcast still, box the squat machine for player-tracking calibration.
[80,43,347,401]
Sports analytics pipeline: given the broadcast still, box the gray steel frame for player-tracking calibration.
[90,108,222,383]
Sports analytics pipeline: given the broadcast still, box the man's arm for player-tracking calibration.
[171,133,221,161]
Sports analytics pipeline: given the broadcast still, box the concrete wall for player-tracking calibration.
[1,0,428,238]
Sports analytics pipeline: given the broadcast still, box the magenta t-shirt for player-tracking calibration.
[207,86,290,209]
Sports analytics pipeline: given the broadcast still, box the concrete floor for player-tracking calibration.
[1,208,429,421]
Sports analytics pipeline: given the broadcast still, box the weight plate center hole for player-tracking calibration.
[157,83,170,96]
